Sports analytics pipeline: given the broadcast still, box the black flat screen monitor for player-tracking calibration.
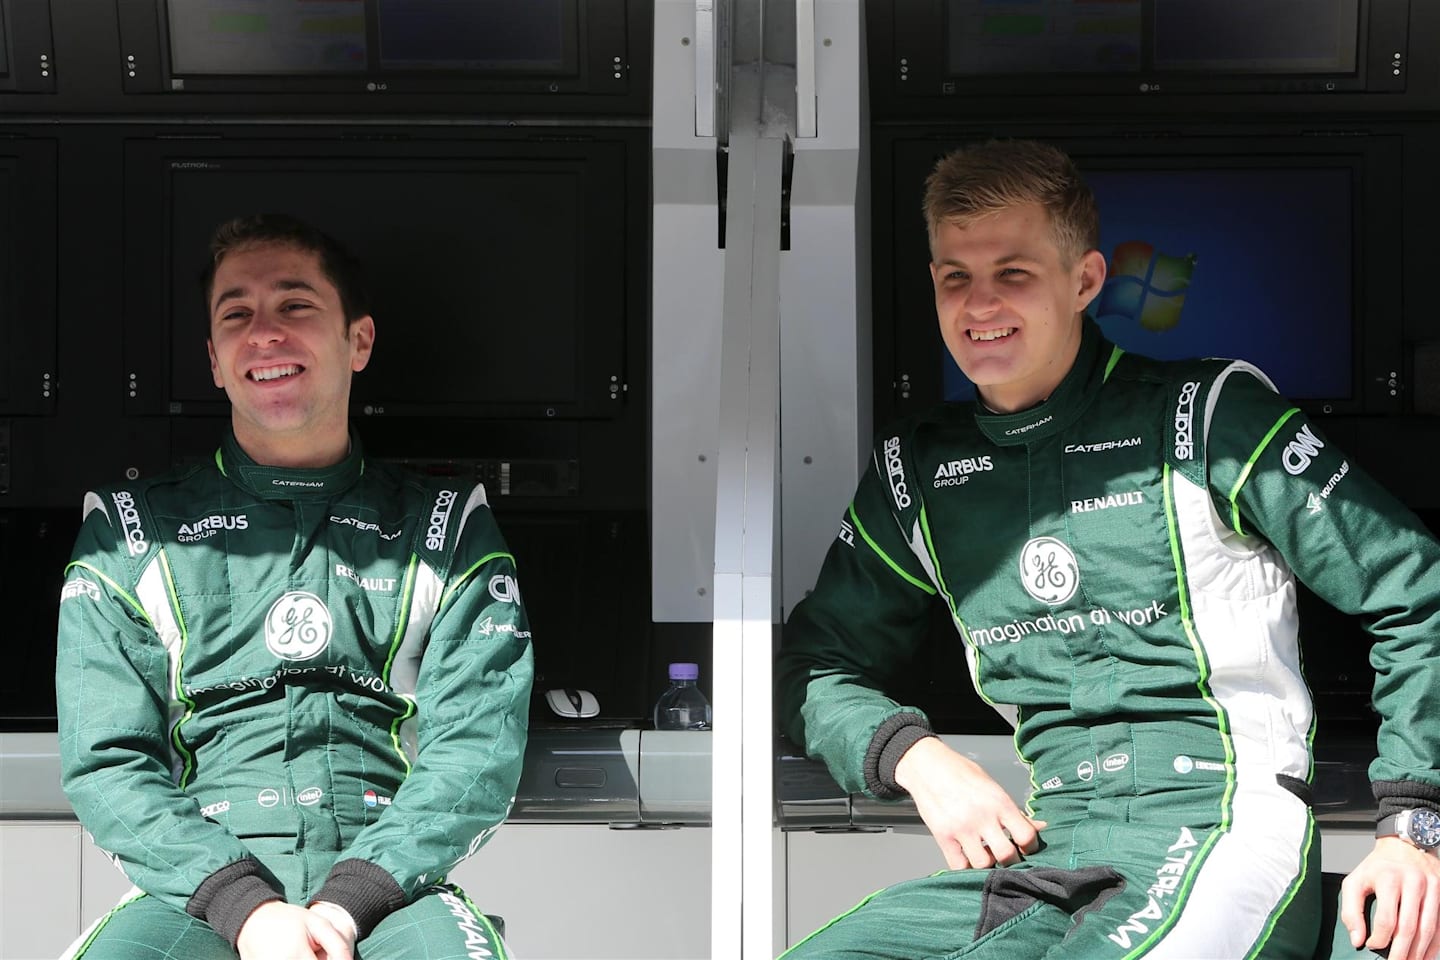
[123,136,631,421]
[946,0,1360,77]
[883,132,1404,418]
[161,0,579,79]
[882,0,1408,100]
[1151,0,1360,74]
[167,0,368,76]
[377,0,565,72]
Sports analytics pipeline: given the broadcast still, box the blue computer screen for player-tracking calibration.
[942,165,1355,402]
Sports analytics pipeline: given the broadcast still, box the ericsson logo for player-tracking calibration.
[112,491,148,556]
[1019,536,1080,606]
[426,489,458,551]
[264,591,333,662]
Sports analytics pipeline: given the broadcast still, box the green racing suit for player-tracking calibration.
[56,430,533,955]
[778,319,1440,959]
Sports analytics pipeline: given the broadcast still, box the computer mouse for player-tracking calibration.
[545,687,600,719]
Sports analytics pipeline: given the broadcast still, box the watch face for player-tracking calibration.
[1409,809,1440,849]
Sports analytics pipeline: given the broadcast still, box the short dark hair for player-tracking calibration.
[923,139,1100,266]
[199,213,371,325]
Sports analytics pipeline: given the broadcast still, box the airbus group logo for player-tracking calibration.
[1019,536,1080,606]
[264,591,333,661]
[932,455,994,488]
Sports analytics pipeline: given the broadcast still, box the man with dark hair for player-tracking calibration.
[57,214,533,959]
[778,140,1440,959]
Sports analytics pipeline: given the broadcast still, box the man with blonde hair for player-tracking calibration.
[778,140,1440,959]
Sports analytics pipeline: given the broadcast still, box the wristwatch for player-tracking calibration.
[1376,808,1440,852]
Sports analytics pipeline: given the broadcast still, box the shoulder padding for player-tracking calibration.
[411,476,489,581]
[1160,358,1276,489]
[873,427,924,535]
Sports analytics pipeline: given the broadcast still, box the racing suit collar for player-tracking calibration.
[974,316,1112,447]
[215,429,366,500]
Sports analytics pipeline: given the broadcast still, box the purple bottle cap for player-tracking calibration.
[668,662,700,681]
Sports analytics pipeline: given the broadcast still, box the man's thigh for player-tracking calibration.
[60,890,235,960]
[781,861,1146,960]
[783,803,1319,960]
[360,884,509,960]
[781,868,1000,960]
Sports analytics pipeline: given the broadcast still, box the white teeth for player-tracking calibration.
[250,364,301,382]
[969,328,1015,342]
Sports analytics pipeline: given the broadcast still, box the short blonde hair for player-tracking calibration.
[923,139,1099,266]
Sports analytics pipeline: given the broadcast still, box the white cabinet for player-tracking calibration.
[448,824,711,960]
[0,822,83,960]
[79,838,134,932]
[779,829,944,951]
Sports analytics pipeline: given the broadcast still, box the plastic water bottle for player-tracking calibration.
[652,662,712,730]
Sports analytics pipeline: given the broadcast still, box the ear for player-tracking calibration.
[207,339,224,389]
[929,259,943,291]
[349,316,376,373]
[1074,249,1107,314]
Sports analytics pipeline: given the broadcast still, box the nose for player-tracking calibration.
[964,276,1003,321]
[245,310,286,346]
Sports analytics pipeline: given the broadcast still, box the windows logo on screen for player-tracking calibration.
[1093,240,1198,332]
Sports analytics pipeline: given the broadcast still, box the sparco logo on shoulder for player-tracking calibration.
[112,491,148,556]
[426,489,459,551]
[883,436,911,509]
[1173,381,1199,461]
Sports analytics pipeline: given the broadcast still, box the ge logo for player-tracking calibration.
[1019,536,1080,605]
[264,591,333,661]
[488,574,520,604]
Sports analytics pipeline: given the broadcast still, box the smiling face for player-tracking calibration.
[207,242,374,467]
[930,202,1106,414]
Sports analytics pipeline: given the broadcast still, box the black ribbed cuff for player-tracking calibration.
[185,858,284,948]
[1372,779,1440,821]
[865,712,935,800]
[310,858,407,941]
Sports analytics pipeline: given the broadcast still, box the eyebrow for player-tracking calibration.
[937,252,1043,269]
[212,278,322,311]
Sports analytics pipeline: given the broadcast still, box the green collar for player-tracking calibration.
[973,317,1119,447]
[215,430,365,500]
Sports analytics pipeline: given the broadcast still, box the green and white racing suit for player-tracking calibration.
[778,319,1440,959]
[56,431,533,956]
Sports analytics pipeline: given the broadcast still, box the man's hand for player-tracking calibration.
[308,901,360,955]
[236,901,354,960]
[894,736,1046,870]
[1340,837,1440,960]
